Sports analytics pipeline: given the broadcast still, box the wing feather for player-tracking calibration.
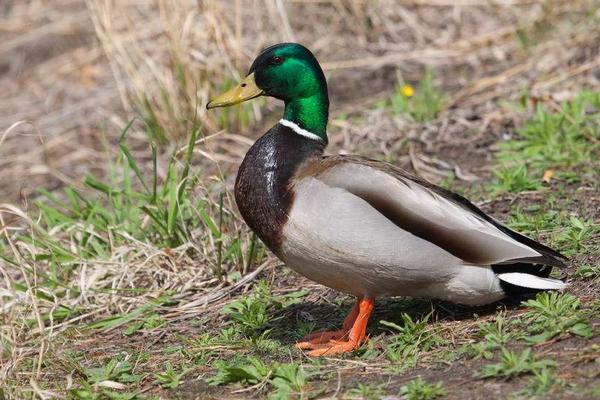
[311,156,566,267]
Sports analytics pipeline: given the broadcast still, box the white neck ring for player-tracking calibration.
[279,119,324,141]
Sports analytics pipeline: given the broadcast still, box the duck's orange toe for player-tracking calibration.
[306,339,362,356]
[296,329,347,349]
[298,297,375,357]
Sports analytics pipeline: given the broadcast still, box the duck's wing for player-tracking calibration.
[300,155,566,268]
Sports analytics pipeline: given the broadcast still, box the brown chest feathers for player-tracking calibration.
[234,123,325,254]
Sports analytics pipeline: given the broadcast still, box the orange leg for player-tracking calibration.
[296,298,361,349]
[297,297,375,357]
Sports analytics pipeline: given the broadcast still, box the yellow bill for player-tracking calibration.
[206,73,263,109]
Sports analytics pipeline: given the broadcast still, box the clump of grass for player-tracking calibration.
[507,203,599,255]
[501,92,600,170]
[489,91,600,194]
[68,355,147,399]
[520,292,593,344]
[345,383,387,400]
[209,356,310,399]
[222,281,309,339]
[35,121,200,253]
[476,348,555,380]
[9,121,263,281]
[466,314,519,360]
[574,263,600,281]
[399,377,446,400]
[154,361,192,389]
[390,71,444,122]
[488,164,543,194]
[0,118,267,396]
[522,367,563,397]
[554,216,598,254]
[380,313,445,366]
[223,281,277,338]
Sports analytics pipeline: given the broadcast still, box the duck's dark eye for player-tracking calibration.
[270,56,283,65]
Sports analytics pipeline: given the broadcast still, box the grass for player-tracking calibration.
[222,281,309,340]
[154,362,192,389]
[506,202,599,256]
[380,313,446,366]
[476,348,556,380]
[522,367,564,397]
[575,263,600,281]
[209,357,311,399]
[488,91,600,194]
[465,314,518,360]
[69,355,148,399]
[3,0,600,398]
[520,292,593,344]
[488,164,543,194]
[344,383,387,399]
[0,116,267,398]
[400,377,447,400]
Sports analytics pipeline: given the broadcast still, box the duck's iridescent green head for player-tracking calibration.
[207,43,329,141]
[248,43,326,102]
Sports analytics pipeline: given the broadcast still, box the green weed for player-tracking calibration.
[466,314,518,359]
[344,383,387,399]
[380,313,445,366]
[208,357,310,399]
[124,313,166,336]
[223,286,273,337]
[521,292,593,344]
[269,362,310,400]
[399,377,446,400]
[153,361,192,389]
[476,348,555,380]
[523,367,563,396]
[209,356,271,386]
[84,358,144,385]
[222,282,309,339]
[507,204,598,255]
[68,356,146,400]
[554,216,598,254]
[575,263,600,281]
[488,164,543,194]
[490,91,600,194]
[88,295,172,332]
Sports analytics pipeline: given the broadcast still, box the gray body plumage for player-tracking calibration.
[279,161,566,305]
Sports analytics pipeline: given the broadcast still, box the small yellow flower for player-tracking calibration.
[401,84,414,97]
[542,169,555,183]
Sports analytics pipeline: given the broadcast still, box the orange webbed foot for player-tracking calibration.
[306,338,363,356]
[296,329,348,349]
[297,297,374,357]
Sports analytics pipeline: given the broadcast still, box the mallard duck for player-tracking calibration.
[206,43,567,356]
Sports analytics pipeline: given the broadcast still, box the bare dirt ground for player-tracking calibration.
[1,1,600,399]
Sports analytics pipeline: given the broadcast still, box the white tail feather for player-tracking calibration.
[497,272,567,290]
